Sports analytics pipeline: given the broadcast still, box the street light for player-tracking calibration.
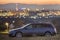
[5,22,9,32]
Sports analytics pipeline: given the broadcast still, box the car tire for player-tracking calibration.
[16,32,22,38]
[45,32,51,37]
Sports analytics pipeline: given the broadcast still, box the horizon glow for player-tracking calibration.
[0,0,60,5]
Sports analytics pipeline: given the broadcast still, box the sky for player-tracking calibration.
[0,0,60,5]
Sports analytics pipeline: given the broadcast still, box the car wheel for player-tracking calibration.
[16,32,22,38]
[45,32,51,37]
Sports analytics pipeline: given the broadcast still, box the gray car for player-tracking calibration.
[9,22,57,37]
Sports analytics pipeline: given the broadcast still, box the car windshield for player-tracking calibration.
[9,23,31,31]
[20,23,31,29]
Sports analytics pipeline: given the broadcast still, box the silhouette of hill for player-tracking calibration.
[0,3,60,10]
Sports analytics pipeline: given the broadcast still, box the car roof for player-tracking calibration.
[31,22,52,25]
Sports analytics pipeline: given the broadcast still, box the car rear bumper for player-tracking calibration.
[51,32,57,36]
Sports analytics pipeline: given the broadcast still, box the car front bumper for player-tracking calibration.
[9,33,15,37]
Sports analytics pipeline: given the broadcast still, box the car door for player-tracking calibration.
[32,24,39,34]
[33,24,45,35]
[22,24,34,35]
[38,24,47,35]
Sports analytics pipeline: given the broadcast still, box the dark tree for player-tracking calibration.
[0,22,7,32]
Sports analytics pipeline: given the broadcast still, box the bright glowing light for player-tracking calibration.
[5,22,9,32]
[5,22,9,27]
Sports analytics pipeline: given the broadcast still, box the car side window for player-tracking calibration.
[25,24,32,29]
[36,24,52,28]
[32,24,47,28]
[32,24,36,28]
[36,24,48,28]
[37,24,45,28]
[32,24,41,28]
[35,24,43,28]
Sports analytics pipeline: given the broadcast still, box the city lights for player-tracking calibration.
[0,9,60,18]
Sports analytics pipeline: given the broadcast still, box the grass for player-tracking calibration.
[0,30,9,35]
[0,28,60,40]
[0,34,60,40]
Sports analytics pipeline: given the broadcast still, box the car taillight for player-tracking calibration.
[54,28,57,33]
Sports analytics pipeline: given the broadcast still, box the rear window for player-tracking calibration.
[32,23,53,28]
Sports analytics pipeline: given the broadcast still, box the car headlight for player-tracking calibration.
[9,29,15,34]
